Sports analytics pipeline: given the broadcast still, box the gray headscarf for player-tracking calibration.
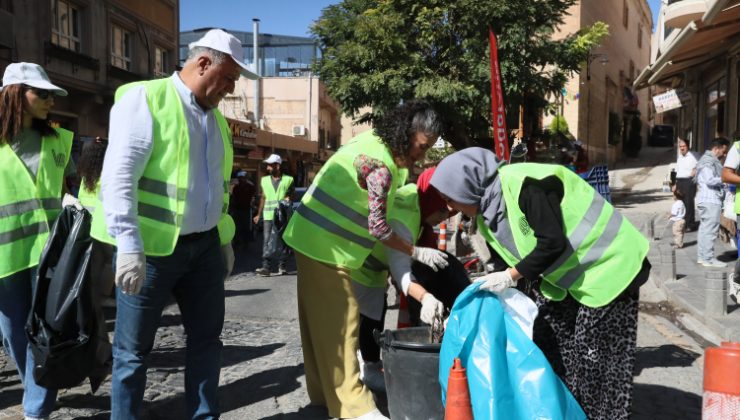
[429,147,505,229]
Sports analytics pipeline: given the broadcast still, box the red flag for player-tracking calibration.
[489,27,509,161]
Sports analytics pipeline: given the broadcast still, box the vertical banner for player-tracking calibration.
[489,27,509,161]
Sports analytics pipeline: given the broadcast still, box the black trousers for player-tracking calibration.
[359,309,385,363]
[406,252,471,327]
[675,177,696,226]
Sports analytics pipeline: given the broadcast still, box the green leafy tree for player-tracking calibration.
[311,0,609,148]
[549,115,570,136]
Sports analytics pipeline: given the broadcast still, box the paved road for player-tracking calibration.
[1,270,708,419]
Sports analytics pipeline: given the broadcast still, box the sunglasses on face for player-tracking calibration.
[24,86,52,100]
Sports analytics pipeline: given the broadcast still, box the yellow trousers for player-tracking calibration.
[296,252,376,418]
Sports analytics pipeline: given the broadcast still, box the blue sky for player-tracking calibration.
[180,0,664,37]
[180,0,337,37]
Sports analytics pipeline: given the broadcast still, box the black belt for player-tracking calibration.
[179,227,217,241]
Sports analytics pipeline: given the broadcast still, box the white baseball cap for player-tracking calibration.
[264,154,282,164]
[1,62,68,96]
[189,29,259,80]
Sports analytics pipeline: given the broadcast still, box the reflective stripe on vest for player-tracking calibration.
[480,163,649,307]
[0,221,49,245]
[0,127,73,277]
[351,184,421,288]
[362,253,386,272]
[90,78,234,255]
[0,197,61,219]
[282,131,406,269]
[305,182,369,229]
[293,204,375,249]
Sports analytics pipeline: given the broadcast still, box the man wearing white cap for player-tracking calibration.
[254,153,294,275]
[0,62,72,420]
[90,29,257,419]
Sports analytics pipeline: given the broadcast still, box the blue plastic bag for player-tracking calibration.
[439,283,586,420]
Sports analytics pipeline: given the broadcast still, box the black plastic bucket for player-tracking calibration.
[378,327,444,420]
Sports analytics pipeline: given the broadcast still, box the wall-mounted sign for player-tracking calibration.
[652,89,685,113]
[227,119,257,139]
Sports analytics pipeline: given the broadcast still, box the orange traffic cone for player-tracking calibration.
[445,358,473,420]
[702,341,740,419]
[396,292,411,329]
[439,222,447,251]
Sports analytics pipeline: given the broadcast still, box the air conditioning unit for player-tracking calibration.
[292,125,306,136]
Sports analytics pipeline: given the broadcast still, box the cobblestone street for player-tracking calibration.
[1,267,710,419]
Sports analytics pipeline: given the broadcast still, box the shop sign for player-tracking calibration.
[228,120,257,139]
[652,89,683,113]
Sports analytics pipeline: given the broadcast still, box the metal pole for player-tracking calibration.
[252,18,260,126]
[704,271,727,317]
[518,104,524,140]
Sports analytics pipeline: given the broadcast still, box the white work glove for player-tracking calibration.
[411,246,449,271]
[62,193,83,210]
[420,293,444,325]
[115,252,146,295]
[476,269,516,295]
[222,243,235,278]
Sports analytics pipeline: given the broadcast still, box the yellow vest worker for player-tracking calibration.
[0,61,73,419]
[430,148,651,420]
[93,29,259,419]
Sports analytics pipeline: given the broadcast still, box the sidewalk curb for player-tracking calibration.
[645,213,740,342]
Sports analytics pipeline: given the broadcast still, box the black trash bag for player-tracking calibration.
[25,205,111,392]
[272,200,293,234]
[265,201,292,259]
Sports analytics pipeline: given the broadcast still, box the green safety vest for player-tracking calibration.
[283,130,408,269]
[352,183,421,288]
[734,141,740,214]
[77,179,99,214]
[478,163,649,308]
[90,77,235,256]
[0,127,73,278]
[261,174,294,221]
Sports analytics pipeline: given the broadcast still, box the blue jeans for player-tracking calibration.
[697,202,721,262]
[0,267,58,418]
[111,229,226,420]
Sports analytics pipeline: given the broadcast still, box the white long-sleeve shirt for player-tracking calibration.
[386,220,415,294]
[101,73,226,253]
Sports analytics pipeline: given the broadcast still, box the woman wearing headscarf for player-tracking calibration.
[282,100,449,420]
[430,147,651,420]
[0,62,74,420]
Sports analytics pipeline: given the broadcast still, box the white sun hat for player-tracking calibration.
[1,62,68,96]
[189,29,259,80]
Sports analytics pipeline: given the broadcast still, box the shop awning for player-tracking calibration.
[634,0,739,90]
